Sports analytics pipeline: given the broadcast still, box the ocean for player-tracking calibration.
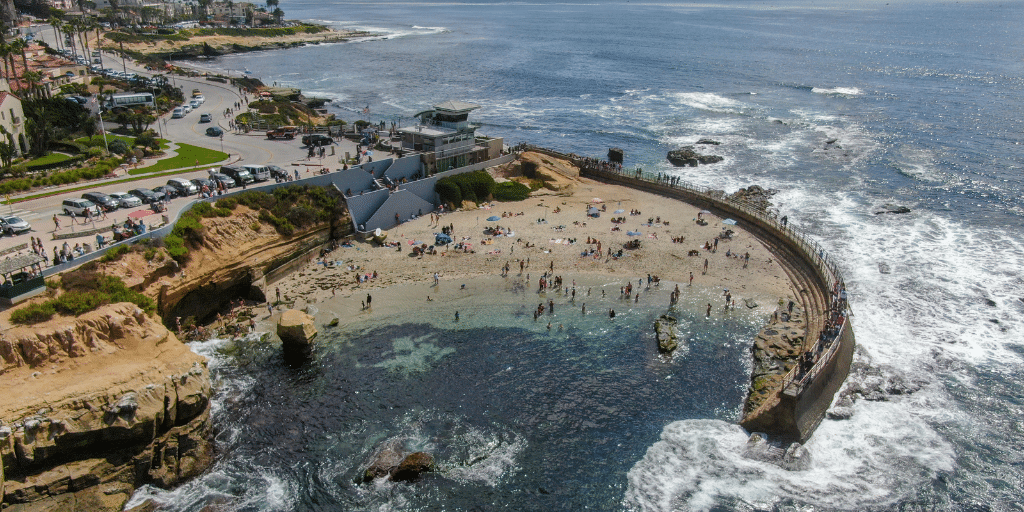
[132,1,1024,510]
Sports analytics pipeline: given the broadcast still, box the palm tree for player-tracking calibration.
[0,40,10,83]
[272,7,284,25]
[11,39,31,95]
[48,16,65,53]
[22,71,43,100]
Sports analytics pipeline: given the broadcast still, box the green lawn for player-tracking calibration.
[23,153,72,166]
[128,144,228,175]
[76,134,136,146]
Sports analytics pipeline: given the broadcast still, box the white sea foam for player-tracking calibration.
[811,86,862,96]
[624,401,955,511]
[668,92,746,112]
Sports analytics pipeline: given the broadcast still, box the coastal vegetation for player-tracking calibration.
[435,170,531,206]
[164,185,345,263]
[9,271,155,325]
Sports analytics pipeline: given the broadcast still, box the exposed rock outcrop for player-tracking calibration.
[362,441,434,483]
[654,315,679,353]
[727,185,777,212]
[0,304,213,511]
[874,204,911,215]
[742,303,806,416]
[667,147,724,167]
[278,309,317,349]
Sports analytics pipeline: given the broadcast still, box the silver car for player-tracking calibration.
[0,216,30,235]
[109,191,143,208]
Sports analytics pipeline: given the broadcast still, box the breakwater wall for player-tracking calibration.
[528,145,854,442]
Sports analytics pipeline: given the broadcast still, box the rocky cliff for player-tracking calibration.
[0,304,212,511]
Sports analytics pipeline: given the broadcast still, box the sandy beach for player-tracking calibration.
[266,176,796,330]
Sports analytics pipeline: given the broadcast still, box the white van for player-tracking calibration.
[242,164,271,182]
[171,107,183,119]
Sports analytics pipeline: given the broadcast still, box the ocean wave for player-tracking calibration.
[668,92,746,112]
[811,86,863,96]
[624,409,954,511]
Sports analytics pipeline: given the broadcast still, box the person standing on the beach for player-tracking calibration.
[434,272,439,285]
[367,294,372,308]
[455,311,460,322]
[706,303,712,317]
[703,259,709,274]
[582,303,586,314]
[689,272,694,286]
[276,287,281,303]
[549,300,554,314]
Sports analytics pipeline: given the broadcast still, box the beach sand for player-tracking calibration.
[264,177,796,330]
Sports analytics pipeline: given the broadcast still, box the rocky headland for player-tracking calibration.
[0,304,212,511]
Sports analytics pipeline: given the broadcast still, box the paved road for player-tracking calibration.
[0,27,363,262]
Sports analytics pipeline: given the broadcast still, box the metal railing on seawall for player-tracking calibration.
[516,144,850,397]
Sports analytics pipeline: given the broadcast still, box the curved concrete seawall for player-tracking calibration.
[557,150,853,442]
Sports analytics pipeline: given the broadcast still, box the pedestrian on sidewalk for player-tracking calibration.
[53,214,60,231]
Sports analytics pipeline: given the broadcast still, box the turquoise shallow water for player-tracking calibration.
[129,277,766,511]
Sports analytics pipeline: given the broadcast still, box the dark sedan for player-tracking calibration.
[128,188,158,204]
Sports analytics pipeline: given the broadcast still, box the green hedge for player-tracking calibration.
[493,181,531,202]
[435,171,496,206]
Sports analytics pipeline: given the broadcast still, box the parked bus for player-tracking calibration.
[105,92,155,110]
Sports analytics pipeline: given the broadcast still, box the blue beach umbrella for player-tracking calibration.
[487,215,501,221]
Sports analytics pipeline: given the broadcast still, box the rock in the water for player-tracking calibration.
[878,262,891,274]
[696,138,721,145]
[781,443,812,471]
[875,204,911,215]
[391,452,435,482]
[608,147,624,163]
[667,146,724,167]
[655,315,679,353]
[277,309,317,347]
[363,441,405,482]
[327,317,340,327]
[744,298,759,309]
[826,406,854,420]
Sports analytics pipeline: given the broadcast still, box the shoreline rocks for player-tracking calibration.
[667,146,724,167]
[278,309,318,354]
[655,315,680,353]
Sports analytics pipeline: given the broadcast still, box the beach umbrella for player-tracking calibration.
[487,215,501,221]
[723,218,738,225]
[627,231,642,236]
[128,209,153,218]
[588,207,599,214]
[614,209,625,214]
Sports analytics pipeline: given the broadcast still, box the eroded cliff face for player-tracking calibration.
[0,304,213,511]
[148,206,335,324]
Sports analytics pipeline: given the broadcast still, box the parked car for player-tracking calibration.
[242,164,271,182]
[108,192,142,208]
[221,165,254,185]
[191,177,216,195]
[128,188,159,204]
[210,173,236,189]
[267,165,289,181]
[206,126,223,137]
[194,95,205,104]
[0,216,31,235]
[167,178,198,196]
[199,113,212,123]
[302,133,334,147]
[181,104,191,114]
[61,198,101,217]
[267,126,298,140]
[172,107,184,119]
[81,191,119,212]
[151,186,174,201]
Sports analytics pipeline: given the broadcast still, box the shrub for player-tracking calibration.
[435,179,462,207]
[493,181,531,202]
[52,291,105,315]
[10,303,56,324]
[108,139,130,155]
[215,197,237,209]
[100,244,130,262]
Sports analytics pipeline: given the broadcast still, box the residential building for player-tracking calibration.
[0,79,29,157]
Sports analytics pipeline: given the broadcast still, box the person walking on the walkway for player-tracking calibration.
[53,214,60,231]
